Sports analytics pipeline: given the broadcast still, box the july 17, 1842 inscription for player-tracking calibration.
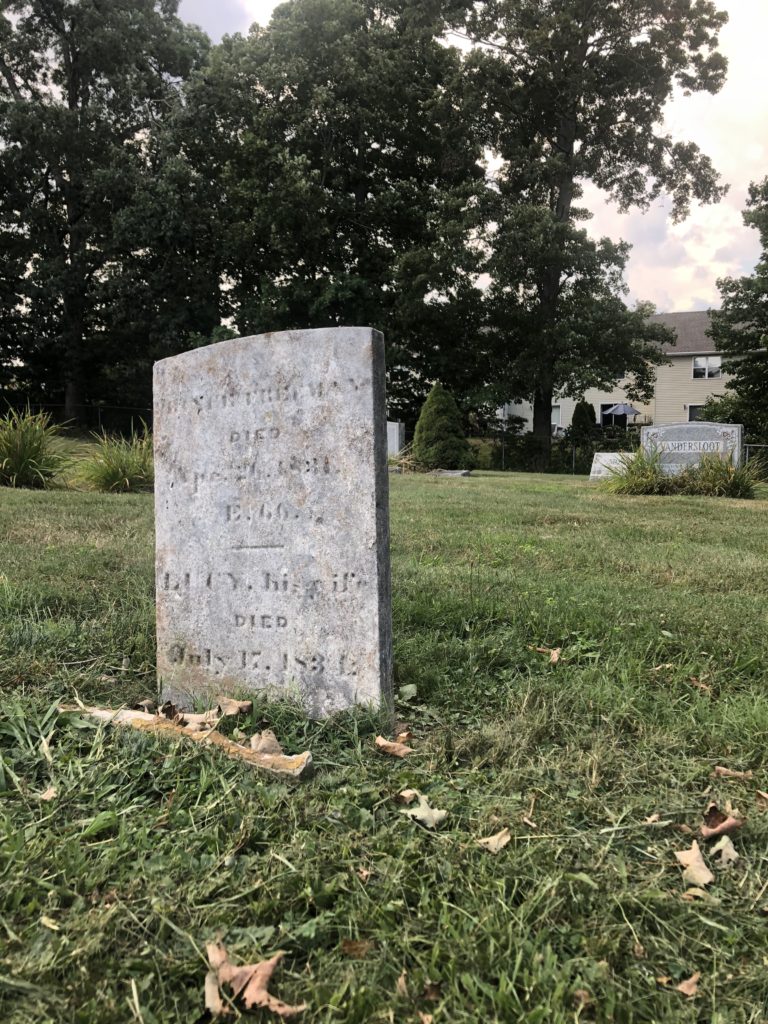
[153,327,392,718]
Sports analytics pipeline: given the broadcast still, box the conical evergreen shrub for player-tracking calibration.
[412,383,474,470]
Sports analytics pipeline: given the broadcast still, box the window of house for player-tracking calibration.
[551,405,561,426]
[692,355,721,379]
[688,405,705,422]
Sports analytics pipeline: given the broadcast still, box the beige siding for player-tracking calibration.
[654,355,731,425]
[502,384,652,431]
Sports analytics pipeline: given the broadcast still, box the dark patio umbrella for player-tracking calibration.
[603,403,642,418]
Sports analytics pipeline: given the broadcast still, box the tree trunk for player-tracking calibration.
[532,382,553,470]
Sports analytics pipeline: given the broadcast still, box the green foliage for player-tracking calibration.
[79,428,154,493]
[605,450,759,499]
[412,384,475,470]
[569,400,597,444]
[711,178,768,442]
[0,407,68,488]
[464,0,728,442]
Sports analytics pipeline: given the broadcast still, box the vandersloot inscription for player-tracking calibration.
[153,327,392,718]
[641,422,742,475]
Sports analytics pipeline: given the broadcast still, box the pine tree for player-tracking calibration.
[412,383,474,470]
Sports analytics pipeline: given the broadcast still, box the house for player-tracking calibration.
[500,310,729,432]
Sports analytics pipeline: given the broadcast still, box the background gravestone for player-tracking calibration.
[641,422,743,476]
[589,452,625,481]
[153,327,392,718]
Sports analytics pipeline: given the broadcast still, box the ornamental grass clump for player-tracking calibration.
[604,449,759,499]
[0,407,69,488]
[80,427,154,493]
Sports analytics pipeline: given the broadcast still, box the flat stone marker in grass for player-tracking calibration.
[589,452,625,481]
[641,421,742,476]
[153,327,392,718]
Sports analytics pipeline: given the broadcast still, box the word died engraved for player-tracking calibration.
[229,428,280,444]
[226,500,323,525]
[234,614,288,629]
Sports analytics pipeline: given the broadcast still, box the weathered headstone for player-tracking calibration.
[153,327,392,718]
[387,421,405,457]
[641,422,742,476]
[589,452,625,481]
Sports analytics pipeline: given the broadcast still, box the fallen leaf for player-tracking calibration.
[756,789,768,810]
[341,939,375,959]
[687,677,711,694]
[710,834,739,868]
[656,976,671,987]
[681,887,720,904]
[400,791,447,829]
[395,731,413,744]
[217,697,253,716]
[477,827,511,854]
[672,823,694,835]
[652,663,674,672]
[712,766,752,780]
[251,730,284,756]
[701,802,744,839]
[633,942,646,959]
[40,915,59,931]
[675,841,714,887]
[205,970,230,1018]
[206,943,306,1018]
[39,786,57,801]
[59,706,312,781]
[549,647,561,664]
[356,867,372,883]
[395,969,408,997]
[397,789,419,805]
[676,972,700,998]
[375,735,414,758]
[572,989,592,1009]
[643,813,660,824]
[418,1015,433,1024]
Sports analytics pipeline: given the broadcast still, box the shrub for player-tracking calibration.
[412,383,475,470]
[604,449,760,499]
[79,427,154,493]
[0,407,69,488]
[569,400,597,445]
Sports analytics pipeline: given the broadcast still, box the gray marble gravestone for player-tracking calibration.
[153,327,392,718]
[641,422,743,476]
[589,452,625,481]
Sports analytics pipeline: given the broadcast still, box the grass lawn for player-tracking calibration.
[2,472,768,1022]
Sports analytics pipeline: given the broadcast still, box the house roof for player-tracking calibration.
[649,310,718,355]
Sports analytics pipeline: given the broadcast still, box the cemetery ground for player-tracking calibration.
[2,473,768,1023]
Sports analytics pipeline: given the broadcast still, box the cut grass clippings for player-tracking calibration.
[1,473,768,1021]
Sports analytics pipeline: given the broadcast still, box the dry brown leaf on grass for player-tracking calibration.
[712,766,753,781]
[477,827,511,854]
[711,835,739,868]
[530,645,561,664]
[652,663,674,672]
[355,867,372,883]
[675,841,714,887]
[59,706,312,780]
[398,789,419,805]
[340,939,375,959]
[39,786,57,802]
[395,969,408,997]
[418,1014,434,1024]
[676,972,701,998]
[375,735,414,758]
[681,887,720,905]
[688,676,711,694]
[700,802,744,839]
[251,730,284,755]
[399,791,448,829]
[205,942,306,1018]
[755,790,768,810]
[395,730,413,744]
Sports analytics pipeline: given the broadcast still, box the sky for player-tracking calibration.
[178,0,768,315]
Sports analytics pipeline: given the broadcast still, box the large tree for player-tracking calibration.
[709,178,768,441]
[459,0,729,447]
[180,0,487,421]
[0,0,208,420]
